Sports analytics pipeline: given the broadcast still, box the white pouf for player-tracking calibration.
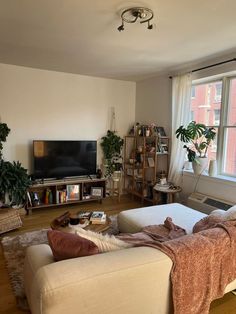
[118,203,206,234]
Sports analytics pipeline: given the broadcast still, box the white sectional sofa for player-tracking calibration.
[24,203,236,314]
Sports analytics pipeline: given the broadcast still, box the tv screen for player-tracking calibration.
[33,140,97,179]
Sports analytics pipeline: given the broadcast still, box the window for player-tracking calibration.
[222,78,236,176]
[191,76,236,177]
[191,110,194,121]
[215,83,222,102]
[191,86,196,98]
[214,109,220,126]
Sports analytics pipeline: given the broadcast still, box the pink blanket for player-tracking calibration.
[118,219,236,314]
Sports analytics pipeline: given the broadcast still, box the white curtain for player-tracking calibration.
[168,73,192,186]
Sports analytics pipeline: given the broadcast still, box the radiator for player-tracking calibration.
[187,192,234,214]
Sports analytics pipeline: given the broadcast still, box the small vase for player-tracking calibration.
[208,160,217,177]
[184,161,192,170]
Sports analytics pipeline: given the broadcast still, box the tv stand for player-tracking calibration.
[26,177,107,215]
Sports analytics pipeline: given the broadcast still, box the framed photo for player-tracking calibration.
[66,184,80,201]
[161,144,168,153]
[156,127,166,137]
[91,187,103,198]
[147,157,155,167]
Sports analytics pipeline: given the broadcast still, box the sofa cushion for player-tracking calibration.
[211,205,236,220]
[47,230,99,261]
[75,227,132,253]
[118,203,206,234]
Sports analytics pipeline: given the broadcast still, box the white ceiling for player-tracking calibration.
[0,0,236,81]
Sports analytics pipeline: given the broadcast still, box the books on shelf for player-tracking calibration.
[90,211,106,224]
[56,190,67,204]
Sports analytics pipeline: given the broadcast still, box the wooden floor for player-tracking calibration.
[0,195,235,314]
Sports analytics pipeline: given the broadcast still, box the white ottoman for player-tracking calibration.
[118,203,206,234]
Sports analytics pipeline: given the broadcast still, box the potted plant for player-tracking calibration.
[0,122,11,159]
[0,160,31,206]
[100,130,124,177]
[175,121,216,175]
[0,122,31,206]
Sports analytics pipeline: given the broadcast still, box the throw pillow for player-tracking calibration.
[47,230,99,261]
[75,227,133,253]
[192,215,224,233]
[211,205,236,220]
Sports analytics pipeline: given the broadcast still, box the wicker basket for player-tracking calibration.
[0,208,22,234]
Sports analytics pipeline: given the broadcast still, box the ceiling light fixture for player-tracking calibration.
[117,7,154,32]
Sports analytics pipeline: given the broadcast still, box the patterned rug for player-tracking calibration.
[1,229,49,310]
[1,215,118,310]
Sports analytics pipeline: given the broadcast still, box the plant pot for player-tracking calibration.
[192,157,208,176]
[184,161,192,170]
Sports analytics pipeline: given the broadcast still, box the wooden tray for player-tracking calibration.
[51,216,111,234]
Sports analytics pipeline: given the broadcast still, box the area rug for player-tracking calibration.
[1,215,118,310]
[1,228,49,310]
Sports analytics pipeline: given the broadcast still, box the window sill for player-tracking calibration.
[183,170,236,187]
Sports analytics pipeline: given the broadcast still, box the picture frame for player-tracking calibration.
[156,127,166,137]
[161,144,168,153]
[91,187,103,198]
[147,157,155,167]
[66,184,80,201]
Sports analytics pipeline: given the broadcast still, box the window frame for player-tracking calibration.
[191,74,236,178]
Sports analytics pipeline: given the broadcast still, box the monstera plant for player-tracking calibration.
[176,121,216,174]
[176,121,216,159]
[0,122,31,206]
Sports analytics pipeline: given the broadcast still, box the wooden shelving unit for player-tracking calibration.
[124,135,169,203]
[26,177,106,214]
[156,136,170,176]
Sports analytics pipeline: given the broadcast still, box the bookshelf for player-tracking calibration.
[26,177,106,214]
[124,135,169,203]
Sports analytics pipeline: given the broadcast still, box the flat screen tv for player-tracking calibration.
[33,140,97,179]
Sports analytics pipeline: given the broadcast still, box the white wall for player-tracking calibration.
[0,64,136,172]
[135,75,172,136]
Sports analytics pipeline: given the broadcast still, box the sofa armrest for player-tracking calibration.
[29,245,173,314]
[24,244,55,307]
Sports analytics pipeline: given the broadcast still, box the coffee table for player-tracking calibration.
[51,215,111,234]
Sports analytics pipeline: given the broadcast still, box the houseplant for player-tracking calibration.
[0,122,11,159]
[100,130,124,177]
[0,122,31,206]
[0,160,31,206]
[175,121,216,175]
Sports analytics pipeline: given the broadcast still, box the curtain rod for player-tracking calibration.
[169,57,236,79]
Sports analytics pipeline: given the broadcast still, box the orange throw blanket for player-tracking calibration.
[118,219,236,314]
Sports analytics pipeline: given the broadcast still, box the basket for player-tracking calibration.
[0,208,22,234]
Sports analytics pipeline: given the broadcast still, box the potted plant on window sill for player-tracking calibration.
[175,121,216,175]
